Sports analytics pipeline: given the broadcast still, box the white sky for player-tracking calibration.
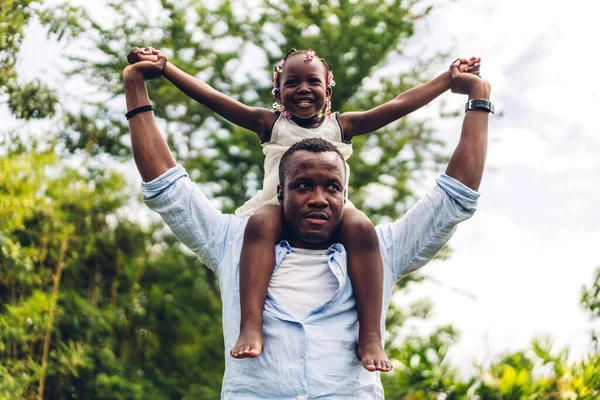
[4,0,599,376]
[407,0,600,374]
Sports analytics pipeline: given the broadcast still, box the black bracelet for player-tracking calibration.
[125,105,154,120]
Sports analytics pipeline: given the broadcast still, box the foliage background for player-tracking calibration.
[1,0,599,398]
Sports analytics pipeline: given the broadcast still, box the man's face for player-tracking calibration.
[278,150,345,249]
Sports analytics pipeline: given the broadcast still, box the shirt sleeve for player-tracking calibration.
[141,164,231,274]
[376,174,480,282]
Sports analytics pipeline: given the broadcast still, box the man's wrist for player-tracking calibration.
[124,67,151,111]
[123,66,145,83]
[467,81,491,100]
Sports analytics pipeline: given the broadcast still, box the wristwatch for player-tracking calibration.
[465,99,495,114]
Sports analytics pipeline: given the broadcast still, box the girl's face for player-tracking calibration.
[276,54,331,123]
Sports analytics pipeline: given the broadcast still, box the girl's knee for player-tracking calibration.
[245,205,283,240]
[341,210,378,245]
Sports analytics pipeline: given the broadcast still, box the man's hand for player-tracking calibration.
[124,47,168,81]
[449,59,490,98]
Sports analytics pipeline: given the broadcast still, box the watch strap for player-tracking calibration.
[465,99,495,114]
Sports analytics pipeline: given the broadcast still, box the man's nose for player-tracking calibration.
[307,187,328,207]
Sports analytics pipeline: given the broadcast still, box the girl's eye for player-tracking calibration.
[285,79,297,86]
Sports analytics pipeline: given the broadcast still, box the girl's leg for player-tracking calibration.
[230,204,283,359]
[340,208,392,372]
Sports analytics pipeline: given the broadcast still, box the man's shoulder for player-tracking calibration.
[373,174,480,231]
[139,164,249,271]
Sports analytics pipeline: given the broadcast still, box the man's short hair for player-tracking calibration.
[278,138,346,186]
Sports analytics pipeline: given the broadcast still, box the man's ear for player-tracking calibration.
[277,185,283,202]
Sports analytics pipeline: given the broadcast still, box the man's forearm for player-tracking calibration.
[125,69,176,182]
[445,83,491,190]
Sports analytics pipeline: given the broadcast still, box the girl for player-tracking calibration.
[128,46,480,372]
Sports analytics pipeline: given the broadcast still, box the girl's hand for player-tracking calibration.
[127,46,162,64]
[457,56,481,77]
[124,47,167,80]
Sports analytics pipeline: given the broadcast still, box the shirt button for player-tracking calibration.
[328,302,332,306]
[298,396,305,400]
[336,270,342,275]
[298,322,303,328]
[299,358,305,365]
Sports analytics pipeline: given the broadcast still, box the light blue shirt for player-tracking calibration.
[142,165,480,400]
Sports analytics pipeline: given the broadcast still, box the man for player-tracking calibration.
[123,55,491,399]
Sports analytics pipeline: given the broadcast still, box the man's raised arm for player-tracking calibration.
[445,60,492,190]
[123,56,229,273]
[380,62,491,281]
[124,57,176,181]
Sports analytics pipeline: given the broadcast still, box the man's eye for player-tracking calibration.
[327,184,340,192]
[298,183,310,190]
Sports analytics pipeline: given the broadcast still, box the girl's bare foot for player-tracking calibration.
[356,332,392,372]
[230,323,264,359]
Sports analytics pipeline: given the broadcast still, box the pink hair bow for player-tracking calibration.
[304,50,315,63]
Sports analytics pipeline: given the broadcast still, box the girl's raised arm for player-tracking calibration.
[338,58,480,141]
[129,47,277,142]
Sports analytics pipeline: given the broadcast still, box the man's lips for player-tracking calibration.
[303,212,329,225]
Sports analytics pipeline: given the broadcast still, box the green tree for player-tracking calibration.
[382,325,468,399]
[468,337,600,400]
[0,149,224,399]
[1,0,58,120]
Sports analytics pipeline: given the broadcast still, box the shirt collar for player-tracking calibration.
[276,240,344,254]
[274,241,346,272]
[274,240,292,272]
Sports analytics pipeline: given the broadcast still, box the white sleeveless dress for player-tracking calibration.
[234,112,353,217]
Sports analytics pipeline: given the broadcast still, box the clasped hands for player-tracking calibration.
[123,47,167,81]
[450,57,490,97]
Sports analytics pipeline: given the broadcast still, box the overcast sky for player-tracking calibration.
[5,0,599,376]
[409,0,600,374]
